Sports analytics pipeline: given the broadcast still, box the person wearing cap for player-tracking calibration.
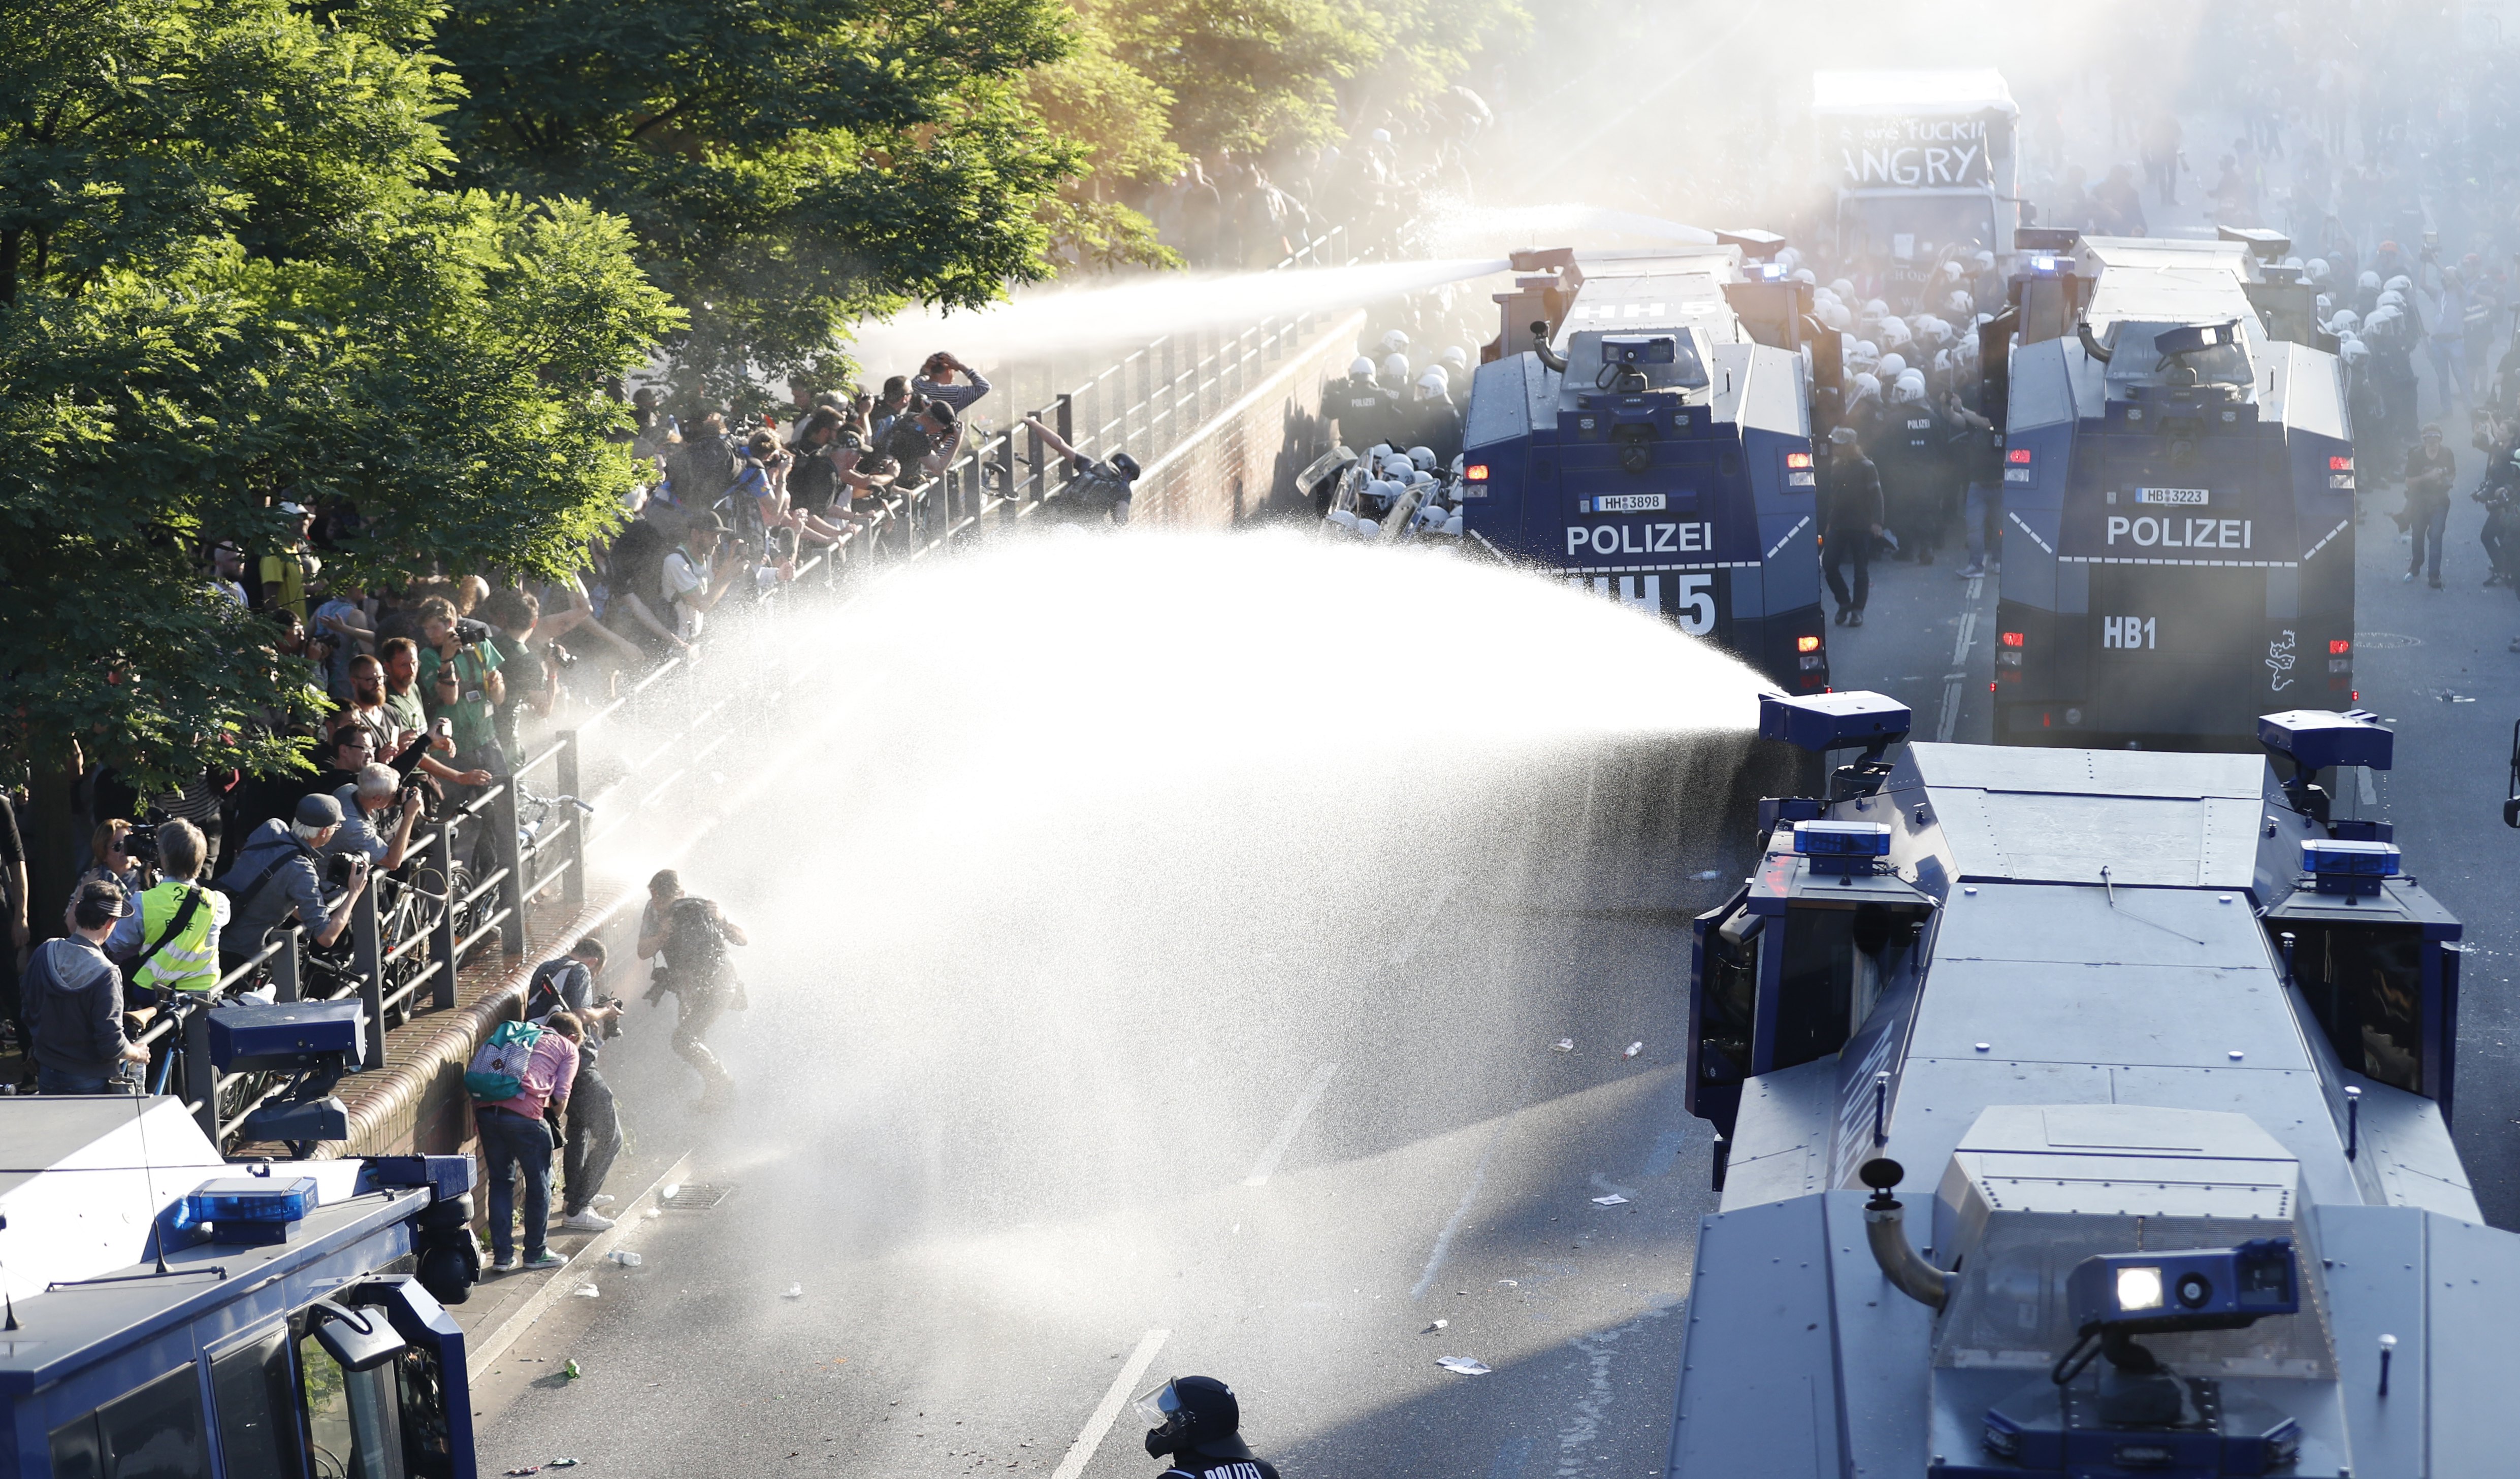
[661,510,735,643]
[24,880,149,1094]
[213,792,371,974]
[259,502,321,621]
[1137,1375,1279,1479]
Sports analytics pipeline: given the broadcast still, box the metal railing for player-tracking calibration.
[755,227,1363,596]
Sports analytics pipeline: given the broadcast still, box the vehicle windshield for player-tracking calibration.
[1837,195,1998,261]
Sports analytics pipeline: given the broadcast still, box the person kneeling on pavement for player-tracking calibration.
[474,1010,581,1272]
[528,938,624,1231]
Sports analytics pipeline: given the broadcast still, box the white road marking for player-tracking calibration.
[1050,1328,1171,1479]
[1936,573,1985,744]
[1243,1063,1340,1186]
[1389,872,1465,964]
[1412,1069,1535,1300]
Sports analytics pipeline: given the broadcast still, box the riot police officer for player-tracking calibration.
[1329,357,1396,452]
[1820,425,1883,627]
[1874,370,1953,564]
[1137,1376,1279,1479]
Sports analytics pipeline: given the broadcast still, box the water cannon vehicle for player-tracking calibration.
[0,1089,483,1478]
[1669,693,2508,1476]
[1457,241,1836,690]
[1983,229,2352,749]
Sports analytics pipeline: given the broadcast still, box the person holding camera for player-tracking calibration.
[327,763,426,873]
[215,793,370,975]
[661,511,738,644]
[527,937,624,1229]
[416,596,507,776]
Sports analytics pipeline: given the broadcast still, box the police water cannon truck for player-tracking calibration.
[1813,71,2019,297]
[1672,692,2505,1477]
[1458,242,1837,691]
[1988,231,2353,749]
[0,1002,484,1479]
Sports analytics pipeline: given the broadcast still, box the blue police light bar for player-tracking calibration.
[1759,691,1913,753]
[1792,821,1892,857]
[2302,838,2400,896]
[178,1176,319,1245]
[2259,708,2392,773]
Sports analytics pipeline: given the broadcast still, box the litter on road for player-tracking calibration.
[571,1285,599,1298]
[1435,1357,1492,1375]
[1552,1039,1574,1053]
[564,1361,582,1381]
[547,1462,581,1469]
[1592,1194,1629,1206]
[1623,1041,1644,1058]
[783,1283,805,1298]
[1422,1319,1448,1332]
[608,1250,643,1267]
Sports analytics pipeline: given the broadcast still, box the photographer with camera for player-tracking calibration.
[215,793,370,975]
[328,763,426,873]
[910,351,992,414]
[526,937,624,1229]
[416,596,507,778]
[635,869,747,1112]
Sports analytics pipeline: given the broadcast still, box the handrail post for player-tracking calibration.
[271,928,301,1003]
[557,731,585,911]
[182,1006,216,1141]
[1026,421,1044,501]
[430,815,460,1009]
[351,874,386,1068]
[491,780,526,962]
[1056,392,1074,456]
[996,432,1016,510]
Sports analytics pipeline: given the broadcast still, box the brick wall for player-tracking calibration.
[1129,310,1367,527]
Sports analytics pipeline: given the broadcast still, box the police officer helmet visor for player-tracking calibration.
[1133,1381,1183,1428]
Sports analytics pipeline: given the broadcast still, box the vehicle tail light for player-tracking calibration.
[1796,635,1822,653]
[2000,631,2024,647]
[2007,448,2032,465]
[2329,455,2353,472]
[2329,639,2350,655]
[1786,452,1814,469]
[1464,464,1490,482]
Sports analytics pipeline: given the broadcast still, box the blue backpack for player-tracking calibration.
[464,1020,544,1102]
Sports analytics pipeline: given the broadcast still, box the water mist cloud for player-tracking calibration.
[849,259,1509,371]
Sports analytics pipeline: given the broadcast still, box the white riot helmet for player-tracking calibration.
[1820,301,1851,332]
[1349,355,1377,379]
[2376,289,2406,311]
[2384,274,2413,293]
[1941,260,1968,282]
[1946,289,1974,319]
[2359,270,2381,290]
[2315,293,2334,318]
[1933,348,1953,375]
[1851,371,1882,402]
[1328,507,1360,532]
[1793,268,1817,285]
[1830,278,1856,299]
[1876,352,1909,382]
[1408,445,1437,472]
[1415,368,1449,400]
[2339,337,2369,365]
[1973,250,1994,271]
[1879,316,1913,350]
[1863,298,1890,319]
[1441,345,1469,371]
[2328,308,2360,335]
[1893,369,1928,403]
[1776,246,1802,271]
[2305,257,2331,283]
[1380,353,1410,382]
[1380,328,1411,354]
[1919,316,1953,347]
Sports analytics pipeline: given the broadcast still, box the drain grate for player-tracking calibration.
[660,1182,736,1210]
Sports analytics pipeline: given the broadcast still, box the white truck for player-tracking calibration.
[1812,70,2020,279]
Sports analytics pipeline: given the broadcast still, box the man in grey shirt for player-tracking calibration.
[910,351,991,413]
[215,793,368,973]
[26,881,149,1093]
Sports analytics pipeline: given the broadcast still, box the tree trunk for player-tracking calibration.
[23,733,82,947]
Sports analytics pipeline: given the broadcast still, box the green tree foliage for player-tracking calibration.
[0,0,677,791]
[432,0,1089,400]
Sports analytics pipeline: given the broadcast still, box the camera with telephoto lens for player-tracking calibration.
[326,850,364,889]
[122,825,161,867]
[454,616,495,646]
